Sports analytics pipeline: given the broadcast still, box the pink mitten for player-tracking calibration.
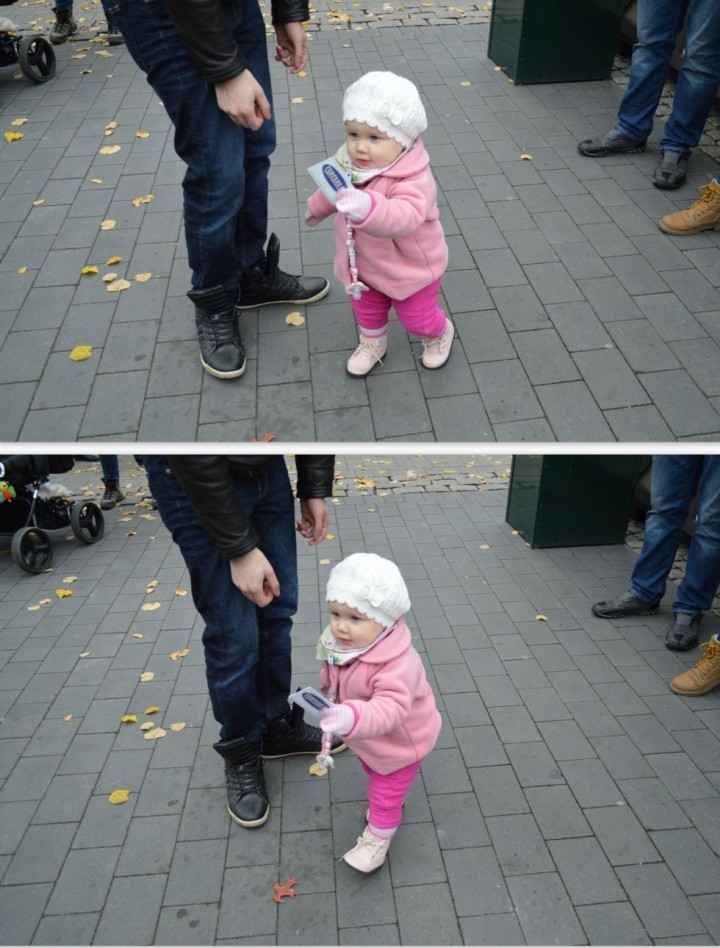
[335,186,372,223]
[304,207,321,227]
[319,703,355,735]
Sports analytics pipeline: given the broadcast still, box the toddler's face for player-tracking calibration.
[328,600,384,649]
[345,120,404,170]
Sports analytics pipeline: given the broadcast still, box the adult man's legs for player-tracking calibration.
[666,457,720,649]
[99,455,125,509]
[145,457,297,827]
[592,456,703,621]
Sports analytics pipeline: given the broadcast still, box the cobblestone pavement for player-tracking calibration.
[1,2,720,442]
[1,455,720,946]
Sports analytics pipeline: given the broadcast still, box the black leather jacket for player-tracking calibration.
[163,0,310,85]
[166,455,334,560]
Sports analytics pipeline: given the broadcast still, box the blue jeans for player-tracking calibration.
[55,0,111,14]
[616,0,720,152]
[109,0,274,292]
[99,455,119,481]
[631,456,720,615]
[144,456,298,742]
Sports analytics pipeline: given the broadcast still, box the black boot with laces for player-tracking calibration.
[49,6,78,44]
[262,703,347,759]
[237,233,329,310]
[214,737,269,828]
[188,285,246,379]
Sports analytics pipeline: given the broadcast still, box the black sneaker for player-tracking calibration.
[665,612,702,651]
[578,128,647,157]
[100,479,125,509]
[592,589,660,619]
[189,285,246,379]
[49,7,78,44]
[653,150,689,190]
[214,737,269,828]
[237,233,329,310]
[105,12,124,45]
[262,703,346,759]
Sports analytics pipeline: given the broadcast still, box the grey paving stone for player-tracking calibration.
[155,903,220,946]
[0,883,53,945]
[616,863,706,939]
[94,873,166,946]
[394,882,463,945]
[507,871,587,945]
[548,836,625,904]
[650,828,720,896]
[576,901,652,946]
[32,912,101,946]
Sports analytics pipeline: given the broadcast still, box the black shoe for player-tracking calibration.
[578,128,647,157]
[100,479,125,509]
[653,150,689,190]
[592,589,660,619]
[261,703,347,759]
[665,612,702,651]
[189,285,247,379]
[237,233,329,310]
[214,737,269,827]
[105,13,124,45]
[49,6,78,43]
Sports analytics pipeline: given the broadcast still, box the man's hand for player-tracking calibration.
[215,70,271,130]
[274,21,309,74]
[229,548,280,606]
[296,497,330,546]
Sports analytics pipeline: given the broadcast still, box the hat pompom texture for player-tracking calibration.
[326,552,411,629]
[343,71,427,148]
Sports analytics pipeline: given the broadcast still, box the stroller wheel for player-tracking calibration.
[71,500,104,544]
[11,527,53,574]
[18,35,56,83]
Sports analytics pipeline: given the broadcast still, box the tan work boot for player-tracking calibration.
[670,635,720,696]
[659,179,720,236]
[342,826,391,873]
[346,334,387,377]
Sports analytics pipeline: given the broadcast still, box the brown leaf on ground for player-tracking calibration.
[272,877,298,903]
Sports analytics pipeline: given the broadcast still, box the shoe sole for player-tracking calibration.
[578,143,646,157]
[592,605,659,618]
[200,356,247,380]
[659,221,720,236]
[342,855,385,874]
[227,803,270,828]
[346,360,383,378]
[670,679,718,696]
[262,741,347,760]
[665,637,699,652]
[653,177,686,191]
[236,282,330,311]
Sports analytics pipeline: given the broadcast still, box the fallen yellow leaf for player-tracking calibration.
[169,648,190,660]
[169,722,186,731]
[479,544,490,549]
[33,199,45,206]
[326,534,335,540]
[285,311,305,326]
[100,219,116,230]
[132,633,144,639]
[63,714,73,722]
[144,706,159,714]
[69,345,93,362]
[536,614,548,621]
[98,144,120,154]
[319,558,331,565]
[106,278,132,292]
[131,194,153,207]
[79,651,91,658]
[140,721,154,731]
[309,761,328,776]
[63,576,78,583]
[291,97,304,104]
[134,272,152,282]
[460,81,471,86]
[135,128,150,138]
[520,153,533,160]
[4,131,23,142]
[80,265,99,275]
[103,272,118,282]
[175,588,188,596]
[105,121,118,130]
[27,605,41,611]
[120,714,137,723]
[17,267,27,275]
[38,598,52,605]
[108,789,130,804]
[141,602,161,611]
[55,588,74,598]
[90,178,103,184]
[139,671,155,681]
[11,117,28,126]
[106,255,122,265]
[143,727,167,741]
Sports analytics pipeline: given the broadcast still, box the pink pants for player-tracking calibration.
[351,278,446,339]
[360,758,423,830]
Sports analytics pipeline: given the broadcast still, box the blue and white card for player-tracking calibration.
[307,156,352,200]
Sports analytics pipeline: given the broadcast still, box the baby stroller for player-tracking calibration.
[0,455,104,574]
[0,0,55,83]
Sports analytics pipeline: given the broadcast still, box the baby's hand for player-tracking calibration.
[319,703,355,735]
[304,207,321,227]
[335,186,372,223]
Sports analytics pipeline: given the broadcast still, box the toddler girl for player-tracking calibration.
[317,552,442,873]
[304,71,453,377]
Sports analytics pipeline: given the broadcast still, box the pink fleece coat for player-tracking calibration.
[305,139,448,301]
[319,618,442,775]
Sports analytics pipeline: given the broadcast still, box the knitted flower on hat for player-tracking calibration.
[343,71,427,148]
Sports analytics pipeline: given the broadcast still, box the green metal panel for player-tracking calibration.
[488,0,626,84]
[505,455,644,548]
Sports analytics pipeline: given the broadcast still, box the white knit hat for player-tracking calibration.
[343,71,427,148]
[326,552,411,628]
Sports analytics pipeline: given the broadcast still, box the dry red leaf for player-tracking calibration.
[250,432,277,443]
[272,877,298,903]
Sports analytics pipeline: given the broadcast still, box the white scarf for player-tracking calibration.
[316,621,397,666]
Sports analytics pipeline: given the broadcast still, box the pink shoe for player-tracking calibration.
[346,334,387,377]
[420,318,454,369]
[342,826,391,873]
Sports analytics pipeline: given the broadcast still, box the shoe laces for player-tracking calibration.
[421,326,450,352]
[226,758,266,798]
[353,336,385,363]
[694,638,720,675]
[693,182,720,211]
[203,313,239,349]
